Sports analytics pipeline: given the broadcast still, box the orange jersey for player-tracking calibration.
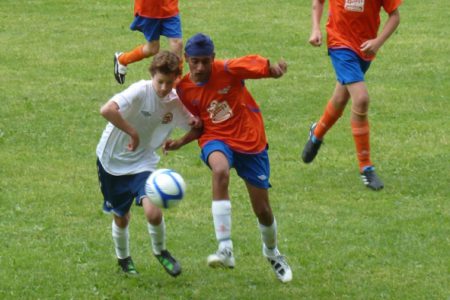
[134,0,179,19]
[177,55,271,153]
[325,0,402,60]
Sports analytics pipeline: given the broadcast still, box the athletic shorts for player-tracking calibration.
[200,140,271,189]
[329,48,371,85]
[130,14,182,42]
[97,159,151,217]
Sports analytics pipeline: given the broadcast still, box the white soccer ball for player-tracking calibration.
[145,169,186,209]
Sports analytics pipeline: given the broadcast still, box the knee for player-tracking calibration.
[114,214,130,228]
[169,39,183,55]
[143,43,160,57]
[212,167,230,185]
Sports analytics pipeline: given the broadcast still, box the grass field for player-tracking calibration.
[1,0,449,299]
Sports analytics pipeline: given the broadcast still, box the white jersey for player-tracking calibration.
[96,80,192,176]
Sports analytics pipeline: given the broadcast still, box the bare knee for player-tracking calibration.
[114,213,130,228]
[169,38,183,58]
[143,42,160,57]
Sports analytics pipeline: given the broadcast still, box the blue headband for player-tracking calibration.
[185,33,215,57]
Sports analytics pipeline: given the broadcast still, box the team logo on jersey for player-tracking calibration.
[345,0,364,12]
[162,112,173,124]
[218,86,231,95]
[207,100,233,123]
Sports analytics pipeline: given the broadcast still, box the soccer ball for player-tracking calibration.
[145,169,186,209]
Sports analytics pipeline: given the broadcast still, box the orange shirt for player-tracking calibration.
[134,0,179,19]
[177,55,271,153]
[325,0,402,60]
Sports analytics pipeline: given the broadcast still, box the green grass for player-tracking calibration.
[1,0,449,299]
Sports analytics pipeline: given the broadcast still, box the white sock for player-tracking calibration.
[212,200,233,250]
[147,217,166,255]
[112,220,129,259]
[259,218,280,257]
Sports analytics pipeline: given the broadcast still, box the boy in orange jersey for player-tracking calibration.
[114,0,183,84]
[301,0,401,190]
[163,33,293,283]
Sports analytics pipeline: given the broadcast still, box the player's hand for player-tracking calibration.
[189,116,202,129]
[309,29,322,47]
[360,39,381,56]
[162,139,181,155]
[270,59,287,78]
[127,130,140,151]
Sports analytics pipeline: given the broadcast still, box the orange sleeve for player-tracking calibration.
[223,55,270,80]
[383,0,402,14]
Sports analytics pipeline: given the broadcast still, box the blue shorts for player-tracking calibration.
[97,159,151,217]
[200,140,271,189]
[329,48,371,85]
[130,14,182,42]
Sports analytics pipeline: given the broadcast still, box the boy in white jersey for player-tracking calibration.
[96,51,202,276]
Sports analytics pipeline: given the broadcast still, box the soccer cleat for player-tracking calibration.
[265,254,293,283]
[207,247,235,268]
[360,167,384,191]
[301,122,323,163]
[154,250,182,277]
[118,256,139,275]
[114,52,127,84]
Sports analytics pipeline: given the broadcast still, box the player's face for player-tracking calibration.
[186,55,214,84]
[152,72,178,98]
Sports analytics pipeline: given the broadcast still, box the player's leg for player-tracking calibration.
[302,48,357,163]
[96,159,138,274]
[112,213,138,275]
[346,81,384,190]
[302,82,349,163]
[245,183,291,283]
[201,141,235,268]
[161,15,183,73]
[236,150,292,283]
[141,196,181,277]
[114,16,161,84]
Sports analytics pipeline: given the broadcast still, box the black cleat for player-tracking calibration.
[360,167,384,191]
[154,250,182,277]
[114,52,127,84]
[301,122,322,163]
[118,256,139,275]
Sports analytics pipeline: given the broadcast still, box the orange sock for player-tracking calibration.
[313,100,344,140]
[351,119,372,171]
[119,45,146,66]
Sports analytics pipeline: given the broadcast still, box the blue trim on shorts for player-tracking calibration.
[329,48,371,85]
[200,140,271,189]
[130,14,182,42]
[97,159,151,217]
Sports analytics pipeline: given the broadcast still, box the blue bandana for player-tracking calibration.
[185,33,215,57]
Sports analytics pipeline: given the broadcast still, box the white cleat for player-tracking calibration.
[114,52,127,84]
[207,247,235,268]
[264,246,292,283]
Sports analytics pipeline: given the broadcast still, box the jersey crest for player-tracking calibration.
[207,100,233,123]
[345,0,364,12]
[162,112,173,124]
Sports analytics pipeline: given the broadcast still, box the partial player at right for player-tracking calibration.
[301,0,401,190]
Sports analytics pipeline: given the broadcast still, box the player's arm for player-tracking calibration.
[309,0,325,47]
[100,99,139,151]
[225,55,286,79]
[360,8,400,56]
[162,125,203,154]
